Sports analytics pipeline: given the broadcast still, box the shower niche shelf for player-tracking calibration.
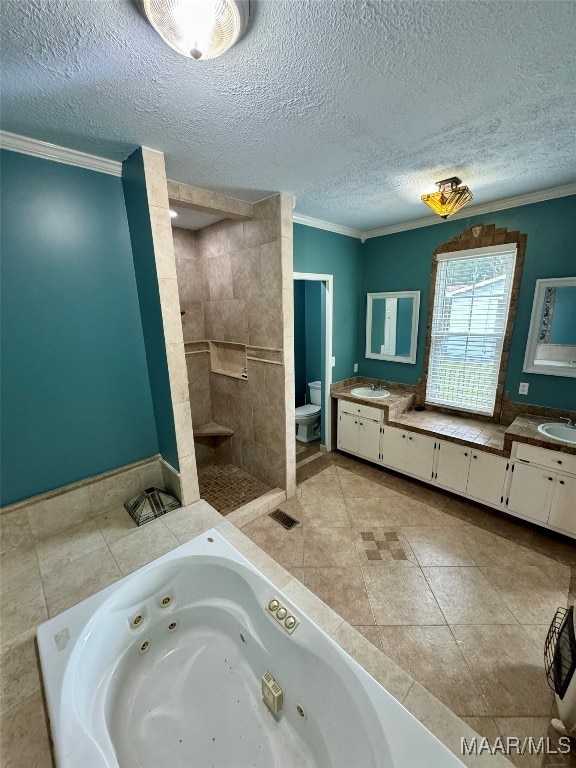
[209,341,248,380]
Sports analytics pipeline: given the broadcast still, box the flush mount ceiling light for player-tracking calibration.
[420,177,473,219]
[142,0,250,60]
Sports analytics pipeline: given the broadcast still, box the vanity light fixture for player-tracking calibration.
[169,209,178,218]
[421,177,473,219]
[141,0,250,60]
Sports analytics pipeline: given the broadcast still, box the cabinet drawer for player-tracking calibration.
[338,400,383,422]
[514,442,576,474]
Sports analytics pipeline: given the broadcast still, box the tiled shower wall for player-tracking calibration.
[172,195,295,491]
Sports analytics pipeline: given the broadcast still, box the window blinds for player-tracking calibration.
[426,245,517,416]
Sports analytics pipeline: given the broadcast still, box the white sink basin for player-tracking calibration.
[537,422,576,444]
[350,387,390,399]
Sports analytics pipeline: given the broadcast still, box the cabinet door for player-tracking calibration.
[506,463,554,523]
[337,412,359,454]
[358,419,381,462]
[434,440,471,493]
[381,426,410,473]
[548,475,576,535]
[467,452,508,507]
[407,433,436,481]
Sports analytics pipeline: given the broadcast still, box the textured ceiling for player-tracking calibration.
[1,0,575,231]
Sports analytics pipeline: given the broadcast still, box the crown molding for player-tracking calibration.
[362,183,576,240]
[0,131,122,176]
[293,212,362,240]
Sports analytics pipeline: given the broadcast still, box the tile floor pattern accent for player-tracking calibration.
[196,454,272,515]
[241,451,576,767]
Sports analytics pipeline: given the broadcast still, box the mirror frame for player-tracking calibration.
[365,291,420,364]
[523,277,576,378]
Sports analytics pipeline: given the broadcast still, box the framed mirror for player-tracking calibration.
[523,277,576,377]
[366,291,420,363]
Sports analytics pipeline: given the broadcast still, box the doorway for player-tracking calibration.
[293,272,334,452]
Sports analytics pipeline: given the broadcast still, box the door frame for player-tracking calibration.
[293,272,334,451]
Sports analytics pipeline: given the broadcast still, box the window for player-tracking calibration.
[426,244,517,416]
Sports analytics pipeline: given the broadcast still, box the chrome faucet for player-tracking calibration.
[559,417,576,429]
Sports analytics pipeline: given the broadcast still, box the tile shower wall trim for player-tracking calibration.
[167,180,253,221]
[280,194,297,498]
[141,149,199,507]
[160,457,183,503]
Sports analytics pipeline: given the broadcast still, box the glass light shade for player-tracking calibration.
[142,0,249,60]
[421,184,473,219]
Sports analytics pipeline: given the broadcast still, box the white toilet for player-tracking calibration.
[295,381,321,443]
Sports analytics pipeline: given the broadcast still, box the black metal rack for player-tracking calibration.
[545,605,576,700]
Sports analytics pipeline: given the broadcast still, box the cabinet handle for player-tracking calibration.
[354,421,357,424]
[557,460,563,465]
[408,436,413,441]
[402,434,406,439]
[473,454,477,459]
[560,480,565,485]
[548,476,553,481]
[464,452,468,457]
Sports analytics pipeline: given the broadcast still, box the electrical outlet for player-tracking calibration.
[519,382,529,395]
[353,363,359,373]
[331,356,336,367]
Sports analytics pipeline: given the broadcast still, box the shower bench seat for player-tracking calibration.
[194,422,234,438]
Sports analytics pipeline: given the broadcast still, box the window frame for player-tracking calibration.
[420,225,527,422]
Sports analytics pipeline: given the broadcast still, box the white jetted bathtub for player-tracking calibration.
[37,529,464,768]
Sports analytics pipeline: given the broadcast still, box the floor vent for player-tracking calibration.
[269,509,300,530]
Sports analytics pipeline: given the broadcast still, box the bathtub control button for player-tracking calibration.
[266,596,300,634]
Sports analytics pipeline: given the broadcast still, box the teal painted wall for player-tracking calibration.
[0,150,159,506]
[294,279,325,439]
[549,286,576,345]
[360,195,576,411]
[294,280,306,406]
[122,149,179,470]
[305,281,322,386]
[293,224,363,383]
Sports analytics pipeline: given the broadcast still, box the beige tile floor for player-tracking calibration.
[1,449,575,768]
[242,452,576,767]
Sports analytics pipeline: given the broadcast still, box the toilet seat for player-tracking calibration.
[295,404,320,417]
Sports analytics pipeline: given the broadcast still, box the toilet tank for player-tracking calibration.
[308,381,322,406]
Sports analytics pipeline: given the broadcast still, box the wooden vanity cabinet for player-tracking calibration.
[505,445,576,535]
[380,426,435,481]
[337,400,382,463]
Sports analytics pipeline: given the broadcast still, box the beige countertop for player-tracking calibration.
[331,384,414,421]
[332,385,576,458]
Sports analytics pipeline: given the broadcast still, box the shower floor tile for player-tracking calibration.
[196,456,272,516]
